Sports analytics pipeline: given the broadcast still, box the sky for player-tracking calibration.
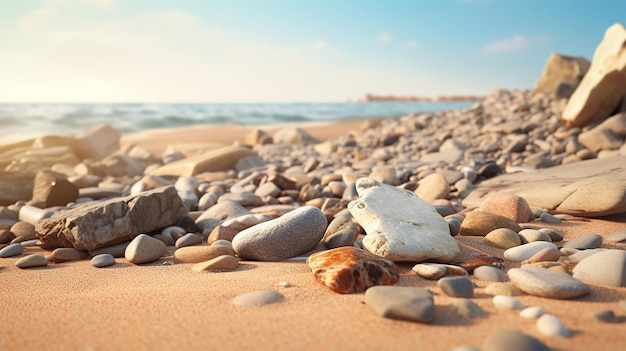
[0,0,624,103]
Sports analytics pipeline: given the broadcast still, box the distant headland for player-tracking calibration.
[357,93,485,102]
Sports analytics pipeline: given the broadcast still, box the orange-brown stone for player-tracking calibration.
[307,246,399,294]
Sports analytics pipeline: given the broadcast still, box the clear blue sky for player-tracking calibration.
[0,0,624,102]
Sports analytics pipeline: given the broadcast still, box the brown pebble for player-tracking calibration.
[192,255,239,271]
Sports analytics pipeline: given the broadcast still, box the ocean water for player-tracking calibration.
[0,101,474,140]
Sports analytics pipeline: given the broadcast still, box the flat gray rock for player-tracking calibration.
[365,286,435,323]
[124,234,167,264]
[348,177,460,263]
[231,290,283,306]
[438,276,474,298]
[0,243,23,258]
[508,266,590,299]
[483,330,550,351]
[563,233,602,249]
[463,156,626,217]
[572,249,626,287]
[36,186,188,251]
[91,254,115,268]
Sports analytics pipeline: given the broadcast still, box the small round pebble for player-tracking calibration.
[518,229,552,243]
[438,276,474,298]
[592,309,615,323]
[483,228,521,249]
[175,233,203,249]
[519,306,544,319]
[539,228,564,242]
[91,254,115,268]
[231,290,284,306]
[483,330,550,351]
[540,212,561,223]
[536,313,570,338]
[449,298,485,319]
[447,218,461,236]
[15,253,48,268]
[473,265,507,282]
[492,295,525,310]
[0,243,23,258]
[563,233,602,250]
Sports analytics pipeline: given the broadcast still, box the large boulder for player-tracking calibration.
[534,53,590,99]
[561,23,626,127]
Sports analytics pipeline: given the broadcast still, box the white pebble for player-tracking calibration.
[492,295,525,310]
[519,306,545,319]
[536,314,570,338]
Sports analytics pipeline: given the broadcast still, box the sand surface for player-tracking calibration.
[2,122,626,351]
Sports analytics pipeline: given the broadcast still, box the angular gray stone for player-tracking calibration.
[365,286,435,323]
[463,156,626,217]
[232,206,327,261]
[508,266,590,299]
[36,186,188,251]
[438,276,474,298]
[91,254,115,268]
[572,249,626,287]
[483,228,522,249]
[124,234,167,264]
[563,233,602,250]
[348,177,460,263]
[32,170,79,207]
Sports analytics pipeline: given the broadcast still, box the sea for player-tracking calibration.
[0,101,474,141]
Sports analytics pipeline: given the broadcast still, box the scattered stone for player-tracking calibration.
[15,253,49,268]
[51,248,88,263]
[0,243,23,258]
[523,247,561,263]
[174,244,235,263]
[518,229,552,243]
[150,146,257,176]
[572,249,626,287]
[539,212,561,223]
[563,233,602,250]
[348,177,460,262]
[32,170,79,207]
[233,206,326,261]
[414,173,450,202]
[91,254,115,268]
[492,295,525,310]
[438,276,474,298]
[538,228,564,242]
[124,234,167,264]
[446,218,461,236]
[175,233,203,248]
[36,186,188,251]
[508,266,590,299]
[519,306,545,319]
[10,222,37,241]
[88,241,130,258]
[478,195,534,223]
[457,256,503,273]
[483,330,550,351]
[503,241,558,262]
[484,282,522,296]
[365,286,435,323]
[563,248,607,263]
[473,266,507,282]
[459,211,522,237]
[231,290,284,306]
[606,229,626,243]
[449,298,485,319]
[536,313,570,338]
[192,255,239,271]
[534,52,590,99]
[483,228,521,249]
[323,211,359,249]
[412,263,468,280]
[592,309,616,323]
[195,200,251,235]
[308,246,399,294]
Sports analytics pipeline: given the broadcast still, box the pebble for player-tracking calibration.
[503,241,558,262]
[605,229,626,243]
[91,254,115,268]
[414,173,450,202]
[459,211,522,236]
[438,276,474,298]
[522,247,561,263]
[51,248,88,263]
[536,313,570,338]
[412,263,468,280]
[519,306,545,319]
[10,221,37,241]
[448,298,485,319]
[538,227,564,242]
[233,206,327,261]
[451,346,479,351]
[572,249,626,287]
[482,228,521,249]
[492,295,525,310]
[564,248,606,263]
[0,228,13,244]
[484,282,522,296]
[518,229,552,243]
[446,218,462,236]
[0,243,23,258]
[124,234,167,264]
[174,244,235,263]
[473,265,507,282]
[563,233,602,250]
[592,309,616,323]
[365,286,435,323]
[508,266,589,299]
[477,194,534,223]
[15,253,49,268]
[483,330,550,351]
[231,290,284,306]
[540,212,561,223]
[88,241,130,258]
[192,255,239,271]
[175,233,203,249]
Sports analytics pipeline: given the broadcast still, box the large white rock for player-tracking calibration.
[348,177,460,263]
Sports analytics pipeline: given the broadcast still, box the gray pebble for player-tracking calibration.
[536,313,570,338]
[540,212,561,223]
[519,306,545,319]
[483,330,550,351]
[446,218,461,236]
[438,276,474,298]
[539,228,564,242]
[175,233,203,248]
[592,309,615,323]
[605,229,626,243]
[563,233,602,250]
[231,290,284,306]
[473,265,507,282]
[365,286,435,323]
[91,254,115,268]
[572,249,626,287]
[508,266,589,299]
[15,254,48,268]
[0,243,23,258]
[449,298,485,319]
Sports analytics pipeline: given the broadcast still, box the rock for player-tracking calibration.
[572,249,626,287]
[606,229,626,242]
[540,212,561,224]
[457,256,503,273]
[0,228,14,244]
[150,146,257,176]
[174,244,235,263]
[31,170,79,207]
[503,241,558,262]
[484,282,522,296]
[207,213,271,244]
[74,124,120,161]
[323,212,359,249]
[195,200,250,235]
[438,276,474,298]
[539,228,564,242]
[473,266,507,282]
[91,254,115,268]
[36,186,188,251]
[561,23,626,127]
[10,222,37,241]
[563,233,602,250]
[483,330,550,351]
[536,314,570,338]
[18,205,54,226]
[218,192,264,207]
[365,286,435,323]
[508,266,590,299]
[175,233,203,248]
[0,173,35,206]
[307,246,399,294]
[15,253,49,268]
[192,255,239,271]
[592,309,616,323]
[243,128,272,146]
[520,306,545,319]
[414,173,450,202]
[51,248,88,263]
[412,263,468,280]
[492,295,525,310]
[463,156,626,217]
[272,128,318,144]
[518,229,552,243]
[534,53,590,99]
[449,298,485,319]
[348,177,460,262]
[459,211,522,236]
[231,290,284,306]
[578,127,624,152]
[478,195,535,223]
[523,247,561,263]
[233,206,326,261]
[88,241,130,258]
[483,228,522,249]
[0,243,23,258]
[124,234,167,264]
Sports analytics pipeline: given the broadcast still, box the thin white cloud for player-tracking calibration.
[458,0,492,3]
[45,0,117,9]
[136,11,202,29]
[310,40,327,50]
[377,33,393,43]
[19,7,58,30]
[482,34,549,53]
[405,40,418,49]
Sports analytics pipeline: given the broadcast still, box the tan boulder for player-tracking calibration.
[561,23,626,127]
[149,145,257,176]
[534,53,590,99]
